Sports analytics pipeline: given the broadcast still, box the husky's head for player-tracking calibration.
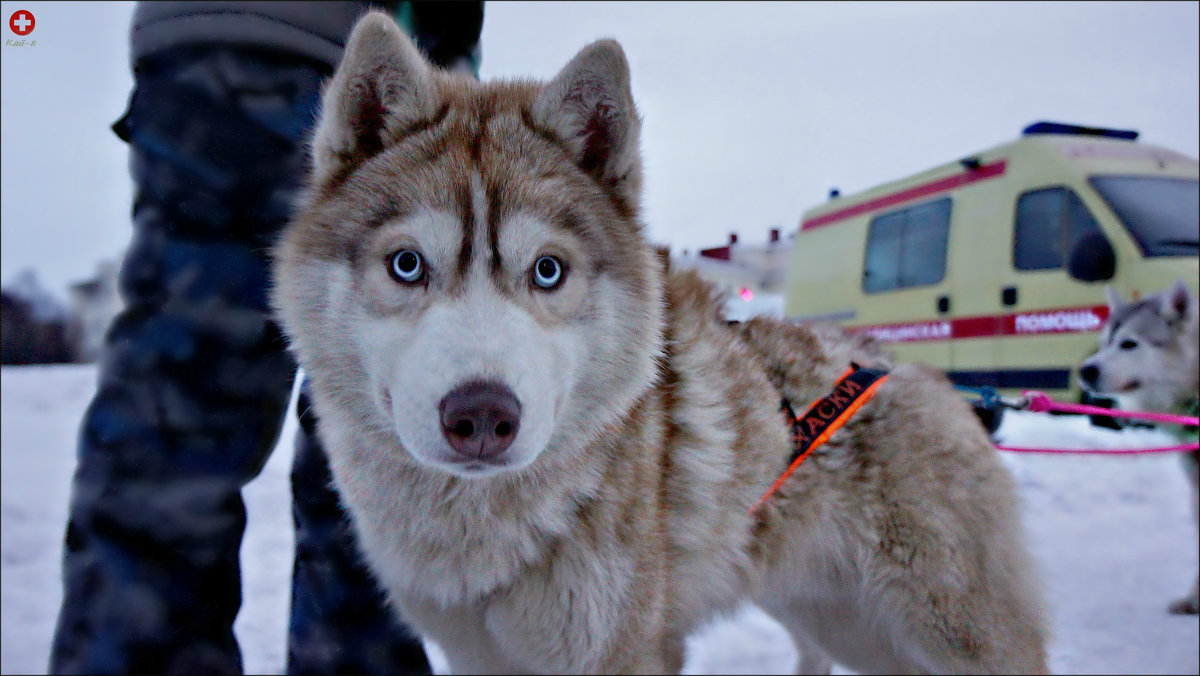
[1078,280,1200,412]
[272,13,664,478]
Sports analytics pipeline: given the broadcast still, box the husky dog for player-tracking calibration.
[271,12,1049,673]
[1079,281,1200,615]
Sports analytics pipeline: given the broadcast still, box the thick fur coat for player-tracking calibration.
[271,13,1050,673]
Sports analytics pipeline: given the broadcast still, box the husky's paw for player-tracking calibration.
[1167,594,1199,615]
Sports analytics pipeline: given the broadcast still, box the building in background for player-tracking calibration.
[670,228,792,321]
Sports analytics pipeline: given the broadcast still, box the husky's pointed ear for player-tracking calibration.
[1159,279,1197,327]
[1104,285,1126,313]
[532,39,642,206]
[311,12,435,185]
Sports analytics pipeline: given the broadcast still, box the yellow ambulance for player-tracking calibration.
[785,122,1199,411]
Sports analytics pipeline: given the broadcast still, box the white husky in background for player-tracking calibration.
[1080,280,1200,615]
[271,12,1050,673]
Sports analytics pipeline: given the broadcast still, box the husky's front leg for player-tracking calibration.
[395,596,530,674]
[1169,452,1199,615]
[395,558,674,674]
[482,551,677,674]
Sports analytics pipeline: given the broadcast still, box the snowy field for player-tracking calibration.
[2,364,1197,674]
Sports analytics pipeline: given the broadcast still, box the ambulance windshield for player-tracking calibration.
[1089,176,1199,257]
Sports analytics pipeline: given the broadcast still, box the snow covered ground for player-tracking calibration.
[2,364,1197,674]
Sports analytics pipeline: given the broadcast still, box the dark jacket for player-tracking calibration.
[130,1,483,70]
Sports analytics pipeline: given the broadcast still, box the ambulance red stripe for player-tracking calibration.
[847,304,1110,343]
[801,160,1008,231]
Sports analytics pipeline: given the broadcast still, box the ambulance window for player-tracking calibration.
[1013,187,1103,270]
[1089,176,1199,257]
[863,198,950,292]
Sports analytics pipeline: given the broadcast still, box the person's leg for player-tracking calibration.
[283,8,489,670]
[286,384,433,674]
[48,46,316,674]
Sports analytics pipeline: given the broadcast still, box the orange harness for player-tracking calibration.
[748,363,889,516]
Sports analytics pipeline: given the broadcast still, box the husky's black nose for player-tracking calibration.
[439,381,521,459]
[1079,363,1100,388]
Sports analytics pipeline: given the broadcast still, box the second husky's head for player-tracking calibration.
[1078,280,1200,413]
[272,13,664,478]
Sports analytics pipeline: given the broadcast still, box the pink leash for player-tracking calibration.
[994,391,1199,455]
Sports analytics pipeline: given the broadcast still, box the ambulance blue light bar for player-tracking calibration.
[1022,121,1139,141]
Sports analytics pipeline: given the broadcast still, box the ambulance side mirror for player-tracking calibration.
[1067,232,1116,282]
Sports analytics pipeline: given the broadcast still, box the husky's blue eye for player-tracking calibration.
[388,250,424,284]
[532,256,564,290]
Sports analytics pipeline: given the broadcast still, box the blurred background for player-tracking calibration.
[2,1,1197,363]
[1,3,1197,674]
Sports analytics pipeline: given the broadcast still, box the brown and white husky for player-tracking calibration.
[270,12,1050,673]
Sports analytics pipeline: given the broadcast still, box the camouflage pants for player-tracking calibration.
[49,46,429,675]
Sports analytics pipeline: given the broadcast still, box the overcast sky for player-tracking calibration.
[2,1,1197,296]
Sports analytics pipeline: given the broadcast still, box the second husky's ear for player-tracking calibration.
[1159,279,1197,327]
[532,40,642,207]
[311,11,435,185]
[1104,285,1126,313]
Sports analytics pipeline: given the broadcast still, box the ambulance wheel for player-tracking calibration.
[972,402,1005,436]
[1081,392,1123,430]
